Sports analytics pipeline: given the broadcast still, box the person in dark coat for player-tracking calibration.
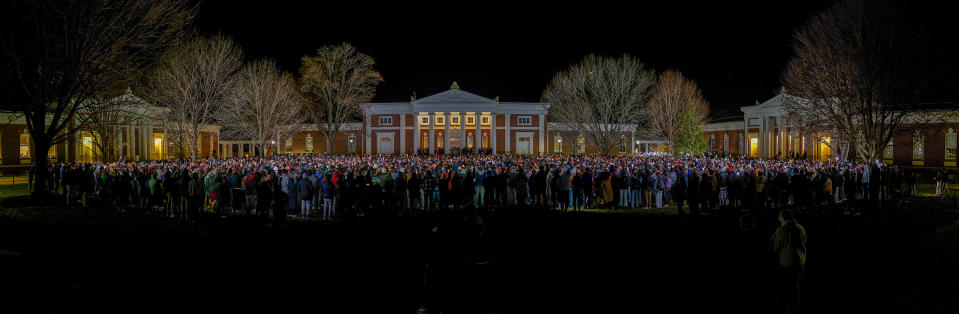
[272,176,287,226]
[256,175,272,218]
[534,165,548,206]
[296,174,313,218]
[673,170,687,217]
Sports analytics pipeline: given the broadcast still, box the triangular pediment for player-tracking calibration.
[413,89,498,104]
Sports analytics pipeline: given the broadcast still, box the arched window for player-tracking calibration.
[946,128,957,166]
[305,134,314,153]
[723,134,730,153]
[912,130,924,160]
[348,134,357,153]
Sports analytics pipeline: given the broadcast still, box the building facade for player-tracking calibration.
[1,94,221,166]
[701,92,959,168]
[272,84,666,155]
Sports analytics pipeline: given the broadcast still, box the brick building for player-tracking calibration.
[700,92,959,168]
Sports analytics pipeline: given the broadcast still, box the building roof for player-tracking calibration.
[413,89,498,104]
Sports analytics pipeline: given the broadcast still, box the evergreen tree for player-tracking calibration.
[673,107,707,157]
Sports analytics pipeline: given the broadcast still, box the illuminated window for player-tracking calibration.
[467,134,474,148]
[19,129,30,159]
[482,132,489,149]
[946,128,957,162]
[749,136,758,157]
[419,115,430,125]
[517,116,532,126]
[620,136,627,153]
[285,137,293,153]
[554,136,563,153]
[152,133,164,160]
[577,136,585,153]
[421,132,429,149]
[466,116,476,125]
[912,130,924,160]
[435,115,445,125]
[436,132,444,148]
[450,116,460,125]
[378,116,393,126]
[481,116,491,125]
[820,137,831,161]
[81,135,96,163]
[883,140,894,160]
[348,134,356,153]
[305,134,313,153]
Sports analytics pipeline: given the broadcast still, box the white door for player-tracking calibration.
[376,133,394,154]
[516,136,532,154]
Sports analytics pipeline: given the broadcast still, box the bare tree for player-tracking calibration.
[643,71,710,153]
[78,93,157,162]
[220,59,303,157]
[782,0,929,161]
[299,43,383,154]
[0,0,193,197]
[144,35,243,160]
[543,54,655,154]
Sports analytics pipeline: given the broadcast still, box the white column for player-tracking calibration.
[414,113,421,153]
[126,125,132,159]
[538,113,545,154]
[475,114,481,150]
[399,113,406,154]
[759,115,766,157]
[491,113,497,154]
[444,113,451,154]
[144,126,151,160]
[428,113,435,154]
[459,113,466,152]
[505,113,511,153]
[631,132,636,154]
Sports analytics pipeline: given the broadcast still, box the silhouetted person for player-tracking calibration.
[771,209,807,314]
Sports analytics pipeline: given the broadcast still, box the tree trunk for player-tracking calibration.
[326,132,335,154]
[31,139,51,199]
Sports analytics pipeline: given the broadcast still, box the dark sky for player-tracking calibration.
[195,1,958,120]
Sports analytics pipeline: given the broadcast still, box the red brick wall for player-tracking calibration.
[702,130,744,155]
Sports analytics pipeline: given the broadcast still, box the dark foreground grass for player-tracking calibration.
[0,184,27,198]
[1,197,958,313]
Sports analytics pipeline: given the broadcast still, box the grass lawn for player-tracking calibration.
[0,184,28,198]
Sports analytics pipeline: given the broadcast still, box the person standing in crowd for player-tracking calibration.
[535,165,548,207]
[188,172,203,221]
[673,169,687,217]
[297,173,313,219]
[423,170,436,212]
[771,209,807,314]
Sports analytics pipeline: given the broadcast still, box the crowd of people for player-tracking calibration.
[27,153,948,222]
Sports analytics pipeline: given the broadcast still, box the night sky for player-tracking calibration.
[195,1,958,120]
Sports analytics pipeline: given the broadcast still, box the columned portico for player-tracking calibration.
[361,83,549,155]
